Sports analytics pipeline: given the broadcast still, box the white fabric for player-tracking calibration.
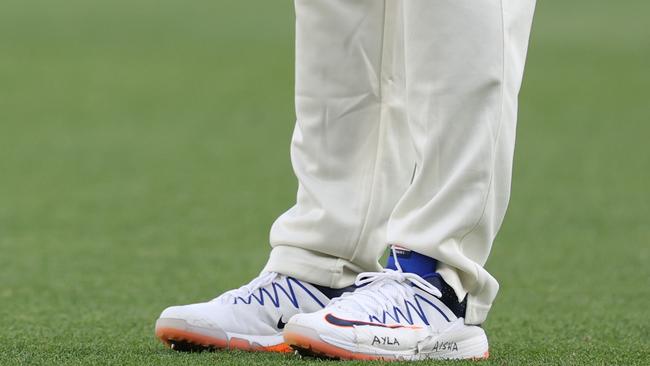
[265,0,536,325]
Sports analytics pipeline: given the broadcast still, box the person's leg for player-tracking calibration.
[284,0,536,360]
[387,0,536,325]
[155,0,413,353]
[265,0,414,288]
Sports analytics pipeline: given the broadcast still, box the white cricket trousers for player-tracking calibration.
[264,0,536,324]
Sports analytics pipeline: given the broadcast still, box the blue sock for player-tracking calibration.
[386,246,438,278]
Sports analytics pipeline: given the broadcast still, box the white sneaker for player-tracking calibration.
[155,272,346,353]
[284,269,489,360]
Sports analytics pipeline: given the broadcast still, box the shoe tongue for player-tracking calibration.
[386,246,438,278]
[310,283,357,300]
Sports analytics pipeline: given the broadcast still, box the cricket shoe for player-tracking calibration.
[284,270,489,361]
[155,272,349,353]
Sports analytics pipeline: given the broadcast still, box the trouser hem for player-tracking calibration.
[263,245,363,289]
[465,298,493,326]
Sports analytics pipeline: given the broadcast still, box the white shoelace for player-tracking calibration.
[330,247,442,315]
[213,271,278,303]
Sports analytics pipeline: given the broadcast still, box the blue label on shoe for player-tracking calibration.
[386,246,437,278]
[392,247,412,258]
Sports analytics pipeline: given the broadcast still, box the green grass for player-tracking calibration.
[0,0,648,365]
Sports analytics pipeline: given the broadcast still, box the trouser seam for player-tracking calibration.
[457,0,507,253]
[349,0,390,263]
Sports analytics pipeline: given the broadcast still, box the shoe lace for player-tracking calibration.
[212,271,278,303]
[330,247,442,316]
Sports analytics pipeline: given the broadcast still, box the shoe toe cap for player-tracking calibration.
[286,312,311,327]
[159,305,185,319]
[158,303,219,328]
[287,311,356,343]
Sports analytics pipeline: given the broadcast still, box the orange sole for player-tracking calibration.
[284,331,490,361]
[284,330,395,361]
[156,327,292,353]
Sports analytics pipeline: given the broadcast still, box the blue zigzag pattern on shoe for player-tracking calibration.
[368,294,451,325]
[233,277,326,308]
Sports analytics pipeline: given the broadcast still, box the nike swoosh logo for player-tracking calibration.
[277,316,287,329]
[324,313,421,329]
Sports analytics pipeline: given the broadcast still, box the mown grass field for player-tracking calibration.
[0,1,648,365]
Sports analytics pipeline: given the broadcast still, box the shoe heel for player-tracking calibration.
[419,324,489,360]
